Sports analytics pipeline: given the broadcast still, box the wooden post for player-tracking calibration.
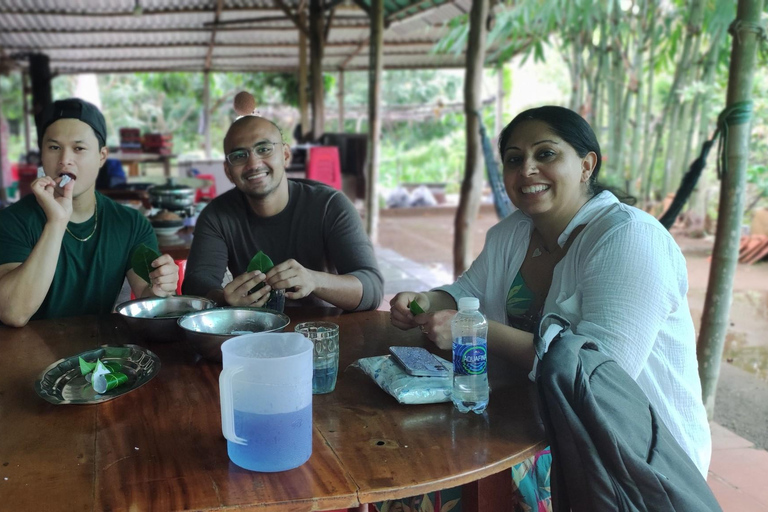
[365,0,384,243]
[309,0,325,140]
[299,6,310,140]
[203,70,211,159]
[338,69,345,132]
[28,53,52,119]
[697,0,764,418]
[453,0,489,278]
[22,71,31,153]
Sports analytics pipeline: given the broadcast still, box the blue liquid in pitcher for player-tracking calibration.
[228,406,312,472]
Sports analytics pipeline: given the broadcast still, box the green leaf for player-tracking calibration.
[246,251,275,293]
[247,250,275,274]
[79,356,97,376]
[409,300,426,315]
[131,243,162,284]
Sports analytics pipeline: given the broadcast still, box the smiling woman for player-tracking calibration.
[390,105,712,509]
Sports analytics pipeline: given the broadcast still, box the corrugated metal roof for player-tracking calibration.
[0,0,492,73]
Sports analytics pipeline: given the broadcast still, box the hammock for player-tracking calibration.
[476,111,514,220]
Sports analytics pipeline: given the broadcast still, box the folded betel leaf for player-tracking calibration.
[93,372,128,394]
[79,356,97,376]
[246,250,275,292]
[247,250,275,274]
[131,243,162,284]
[409,300,426,315]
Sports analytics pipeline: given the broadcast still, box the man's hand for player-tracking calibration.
[265,259,317,300]
[223,270,271,307]
[147,254,179,297]
[389,291,431,330]
[31,175,74,225]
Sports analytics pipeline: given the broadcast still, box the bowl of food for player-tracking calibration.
[149,209,184,237]
[178,307,291,362]
[116,295,216,343]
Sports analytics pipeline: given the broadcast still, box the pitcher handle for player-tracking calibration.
[219,365,247,445]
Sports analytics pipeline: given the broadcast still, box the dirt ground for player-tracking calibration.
[377,206,768,450]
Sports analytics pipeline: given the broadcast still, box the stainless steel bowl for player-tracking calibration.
[178,307,291,362]
[116,295,216,343]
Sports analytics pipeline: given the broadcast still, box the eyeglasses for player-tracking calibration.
[225,141,283,166]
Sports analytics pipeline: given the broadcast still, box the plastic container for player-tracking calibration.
[450,297,489,414]
[219,332,313,472]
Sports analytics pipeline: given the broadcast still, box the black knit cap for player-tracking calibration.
[36,98,107,149]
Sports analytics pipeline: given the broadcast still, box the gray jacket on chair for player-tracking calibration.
[533,314,722,512]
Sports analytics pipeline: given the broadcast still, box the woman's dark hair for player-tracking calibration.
[498,105,635,204]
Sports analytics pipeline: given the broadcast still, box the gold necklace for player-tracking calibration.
[66,197,98,242]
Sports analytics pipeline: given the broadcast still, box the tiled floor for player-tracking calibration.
[374,245,768,511]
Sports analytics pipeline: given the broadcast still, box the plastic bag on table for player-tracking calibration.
[351,354,452,405]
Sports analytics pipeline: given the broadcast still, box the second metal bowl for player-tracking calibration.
[178,307,291,362]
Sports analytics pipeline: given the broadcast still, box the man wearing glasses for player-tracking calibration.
[182,115,383,311]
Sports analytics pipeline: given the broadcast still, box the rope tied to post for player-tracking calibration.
[714,100,753,179]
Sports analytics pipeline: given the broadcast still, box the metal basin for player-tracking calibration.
[178,307,291,362]
[116,295,216,343]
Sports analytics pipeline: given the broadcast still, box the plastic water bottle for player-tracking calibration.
[451,297,489,414]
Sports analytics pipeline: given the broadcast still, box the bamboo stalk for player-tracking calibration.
[697,0,764,419]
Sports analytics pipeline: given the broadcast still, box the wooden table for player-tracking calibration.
[0,310,545,512]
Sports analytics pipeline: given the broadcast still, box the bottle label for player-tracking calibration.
[453,337,487,376]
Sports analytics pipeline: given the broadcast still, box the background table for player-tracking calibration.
[0,309,545,511]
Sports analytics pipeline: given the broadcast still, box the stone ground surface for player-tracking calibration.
[375,205,768,511]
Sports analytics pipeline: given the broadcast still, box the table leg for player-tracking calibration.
[461,469,513,512]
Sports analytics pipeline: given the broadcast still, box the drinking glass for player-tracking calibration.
[294,321,340,394]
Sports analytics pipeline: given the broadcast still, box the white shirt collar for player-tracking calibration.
[556,191,618,247]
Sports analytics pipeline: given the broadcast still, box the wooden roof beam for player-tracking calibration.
[205,0,225,70]
[0,25,376,34]
[339,37,369,69]
[274,0,310,38]
[386,0,447,25]
[4,40,439,51]
[0,7,277,17]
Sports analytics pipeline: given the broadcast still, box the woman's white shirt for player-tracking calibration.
[436,191,711,476]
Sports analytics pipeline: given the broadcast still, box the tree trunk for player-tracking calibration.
[627,0,650,197]
[697,0,764,419]
[688,27,726,216]
[589,16,608,129]
[453,0,489,279]
[639,0,658,203]
[646,0,705,200]
[364,0,384,243]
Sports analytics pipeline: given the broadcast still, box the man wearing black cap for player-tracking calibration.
[0,98,178,327]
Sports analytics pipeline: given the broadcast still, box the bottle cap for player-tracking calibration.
[458,297,480,311]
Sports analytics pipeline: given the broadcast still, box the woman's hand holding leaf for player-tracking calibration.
[389,291,430,331]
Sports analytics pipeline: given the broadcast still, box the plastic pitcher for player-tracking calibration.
[219,333,313,472]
